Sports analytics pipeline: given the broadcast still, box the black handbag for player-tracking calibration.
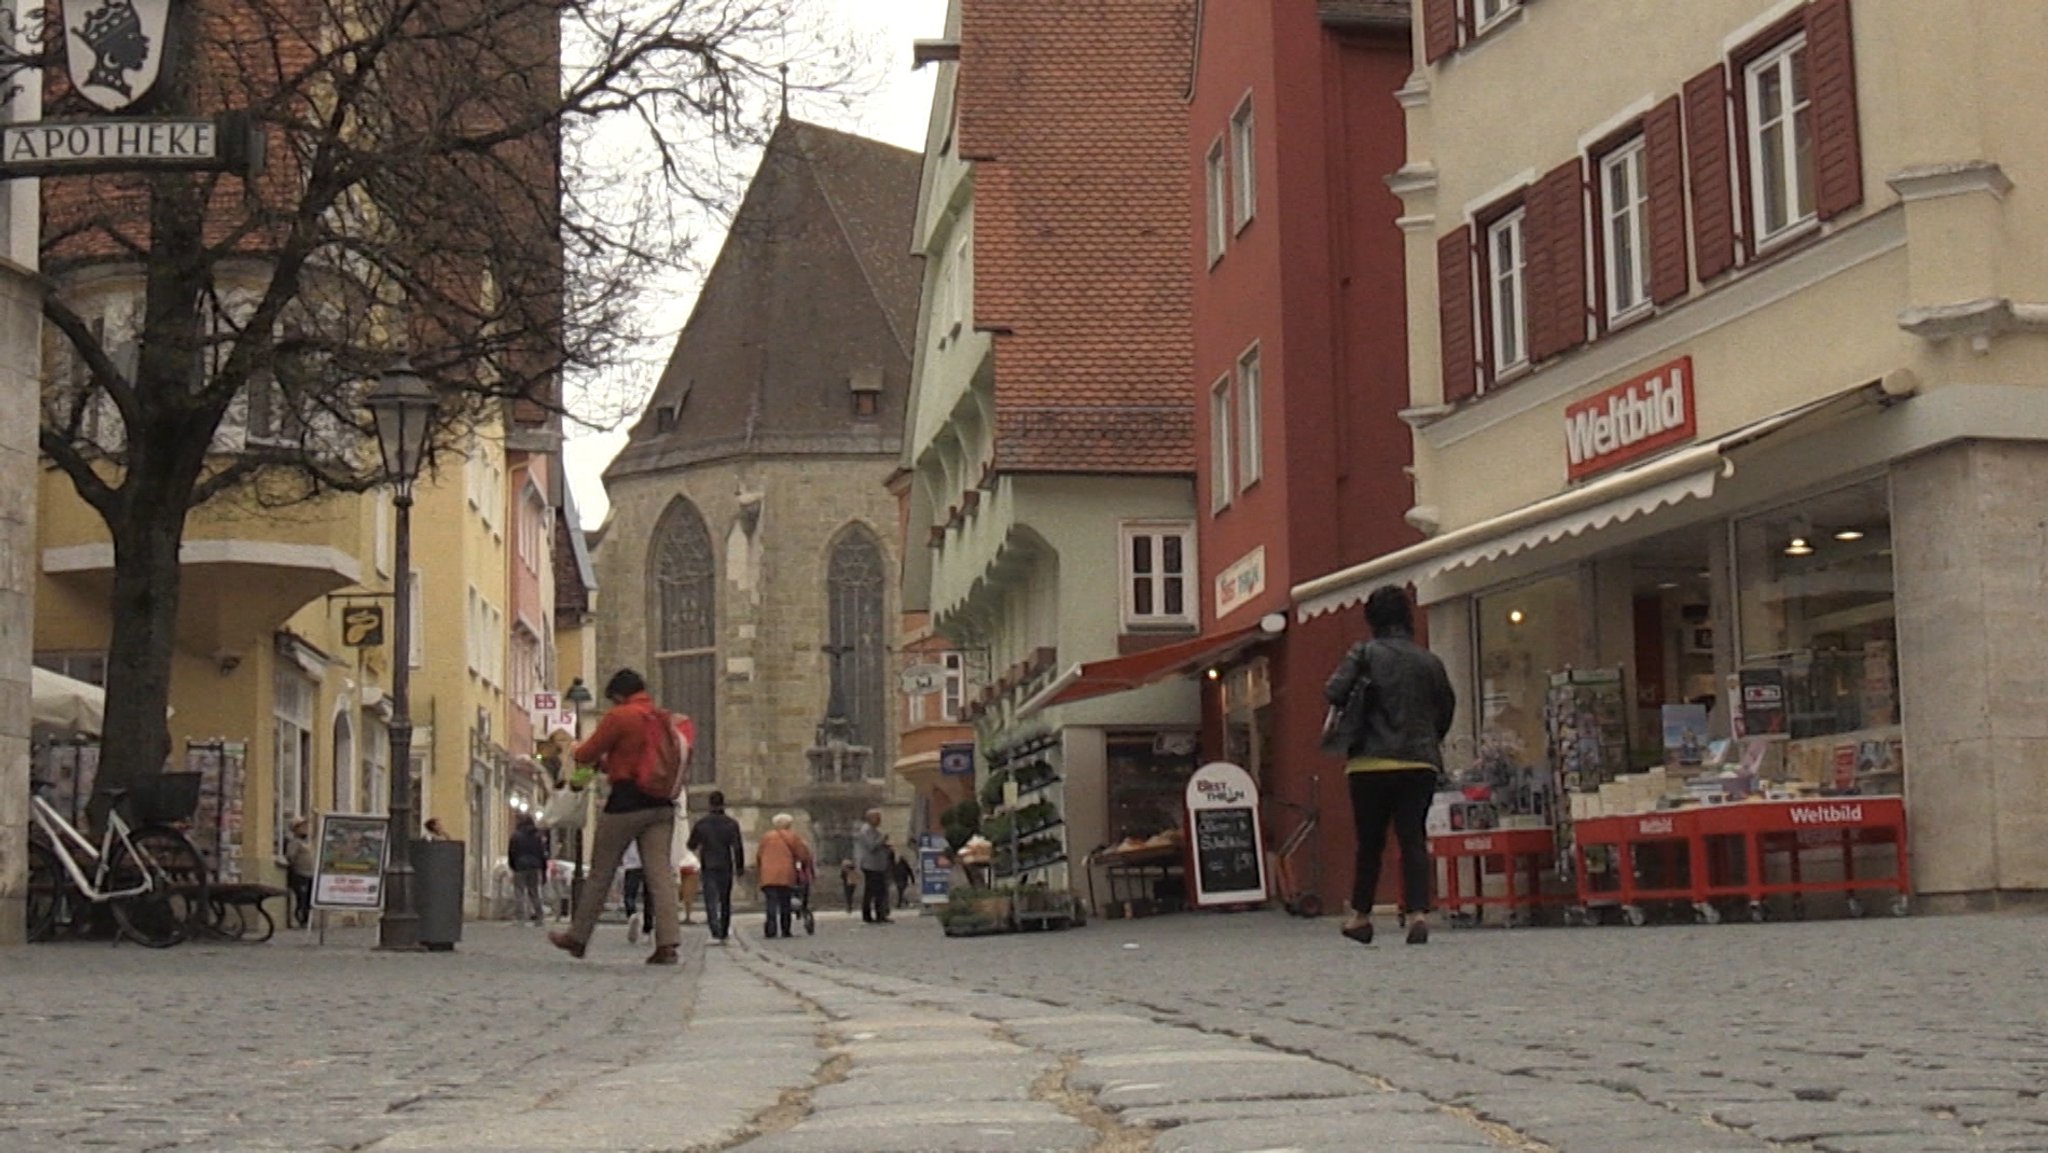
[1319,644,1375,756]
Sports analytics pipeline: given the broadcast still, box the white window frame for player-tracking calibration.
[272,668,315,858]
[1235,343,1263,490]
[1473,0,1520,35]
[1600,139,1652,324]
[1120,522,1197,631]
[949,236,969,335]
[1745,34,1816,250]
[408,571,424,669]
[373,495,392,577]
[466,587,481,674]
[1204,137,1229,265]
[1487,209,1528,378]
[1229,95,1256,232]
[941,652,965,722]
[1209,375,1234,512]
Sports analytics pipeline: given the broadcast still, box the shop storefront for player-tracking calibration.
[1292,377,2046,912]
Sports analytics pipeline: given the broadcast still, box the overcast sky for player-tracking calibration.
[562,0,948,530]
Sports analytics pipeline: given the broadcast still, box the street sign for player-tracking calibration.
[341,605,385,648]
[531,691,560,714]
[899,663,946,694]
[939,743,975,778]
[918,834,951,906]
[311,813,391,910]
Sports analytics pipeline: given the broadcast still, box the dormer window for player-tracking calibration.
[655,405,678,433]
[850,366,883,420]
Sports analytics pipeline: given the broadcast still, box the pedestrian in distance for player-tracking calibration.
[423,817,449,841]
[281,817,315,929]
[891,850,914,910]
[1324,584,1457,946]
[757,813,815,939]
[687,790,745,943]
[549,668,688,965]
[838,859,859,915]
[508,814,549,927]
[854,809,893,924]
[621,839,654,944]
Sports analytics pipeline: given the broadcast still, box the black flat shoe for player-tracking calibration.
[1406,919,1429,945]
[1341,921,1374,945]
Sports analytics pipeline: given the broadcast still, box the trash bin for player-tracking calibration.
[413,839,465,951]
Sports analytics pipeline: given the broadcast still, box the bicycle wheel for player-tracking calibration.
[106,839,187,948]
[129,825,213,936]
[26,840,65,942]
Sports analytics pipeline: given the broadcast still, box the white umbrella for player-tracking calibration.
[32,666,106,737]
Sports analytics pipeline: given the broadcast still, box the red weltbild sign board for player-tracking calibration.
[1564,356,1697,481]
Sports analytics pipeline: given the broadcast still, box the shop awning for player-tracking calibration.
[1017,623,1272,718]
[1293,384,1888,619]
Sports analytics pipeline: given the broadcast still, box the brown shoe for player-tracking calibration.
[646,945,679,965]
[548,931,587,959]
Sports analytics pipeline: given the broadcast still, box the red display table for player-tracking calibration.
[1429,827,1565,926]
[1572,796,1909,925]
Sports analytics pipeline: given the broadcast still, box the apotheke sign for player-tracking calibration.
[1564,356,1697,481]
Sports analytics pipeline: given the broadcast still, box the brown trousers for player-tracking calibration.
[568,805,680,948]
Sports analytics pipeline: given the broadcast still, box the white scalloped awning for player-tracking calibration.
[1293,385,1885,620]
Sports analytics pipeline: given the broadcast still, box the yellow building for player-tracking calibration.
[33,349,581,915]
[1296,0,2048,906]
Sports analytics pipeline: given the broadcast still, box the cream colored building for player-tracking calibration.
[1296,0,2048,906]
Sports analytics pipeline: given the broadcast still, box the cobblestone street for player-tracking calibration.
[9,908,2048,1151]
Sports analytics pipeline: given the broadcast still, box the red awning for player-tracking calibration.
[1021,624,1268,716]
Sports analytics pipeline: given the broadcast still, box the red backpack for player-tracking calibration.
[635,708,694,800]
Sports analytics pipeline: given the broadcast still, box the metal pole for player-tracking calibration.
[379,491,422,950]
[570,705,587,913]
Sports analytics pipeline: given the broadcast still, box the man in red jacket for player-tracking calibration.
[549,669,682,964]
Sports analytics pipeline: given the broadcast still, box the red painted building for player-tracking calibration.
[1186,0,1418,913]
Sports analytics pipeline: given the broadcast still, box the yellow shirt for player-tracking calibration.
[1346,756,1433,775]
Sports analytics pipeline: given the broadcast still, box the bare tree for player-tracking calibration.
[4,0,851,801]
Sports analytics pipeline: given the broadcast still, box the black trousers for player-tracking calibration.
[763,885,795,937]
[622,868,652,931]
[1347,768,1438,916]
[288,872,313,928]
[701,870,735,940]
[862,869,891,922]
[841,882,857,914]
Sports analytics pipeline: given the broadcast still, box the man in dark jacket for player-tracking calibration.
[1325,584,1456,946]
[508,816,549,926]
[686,790,745,943]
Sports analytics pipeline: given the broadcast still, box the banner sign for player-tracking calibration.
[918,834,951,905]
[938,742,975,778]
[311,813,391,910]
[341,605,385,648]
[0,115,260,179]
[1184,762,1268,908]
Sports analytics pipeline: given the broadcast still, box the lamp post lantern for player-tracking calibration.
[367,360,437,951]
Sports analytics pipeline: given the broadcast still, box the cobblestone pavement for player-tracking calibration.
[777,907,2048,1153]
[1,919,699,1151]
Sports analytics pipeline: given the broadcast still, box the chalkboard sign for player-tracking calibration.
[1184,762,1267,907]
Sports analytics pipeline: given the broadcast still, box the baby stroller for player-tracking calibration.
[793,862,817,936]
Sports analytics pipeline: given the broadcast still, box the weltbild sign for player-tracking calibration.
[1564,356,1697,481]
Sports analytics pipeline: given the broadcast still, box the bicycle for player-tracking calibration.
[27,773,212,948]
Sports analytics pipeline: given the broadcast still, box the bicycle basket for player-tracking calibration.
[116,772,204,825]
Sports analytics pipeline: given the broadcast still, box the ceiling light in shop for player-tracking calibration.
[1834,529,1865,541]
[1656,581,1679,590]
[1205,668,1221,681]
[1508,610,1526,625]
[1785,537,1815,557]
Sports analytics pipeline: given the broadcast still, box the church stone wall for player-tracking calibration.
[597,453,914,863]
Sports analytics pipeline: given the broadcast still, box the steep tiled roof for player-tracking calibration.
[958,0,1196,475]
[1316,0,1412,25]
[607,121,924,478]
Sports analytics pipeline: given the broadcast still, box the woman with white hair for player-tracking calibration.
[756,813,814,940]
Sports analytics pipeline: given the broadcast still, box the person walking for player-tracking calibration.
[854,809,893,924]
[838,860,859,915]
[621,840,655,944]
[508,814,549,927]
[891,850,914,910]
[282,817,315,929]
[548,669,686,964]
[1324,585,1457,946]
[756,813,815,939]
[687,790,745,943]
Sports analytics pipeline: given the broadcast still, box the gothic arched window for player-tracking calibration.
[826,525,887,754]
[652,498,717,782]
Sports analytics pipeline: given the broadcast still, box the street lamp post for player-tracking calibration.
[367,361,437,952]
[563,677,593,911]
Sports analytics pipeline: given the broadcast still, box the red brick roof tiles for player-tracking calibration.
[958,0,1196,475]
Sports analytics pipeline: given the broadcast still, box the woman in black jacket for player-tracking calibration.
[1324,585,1457,945]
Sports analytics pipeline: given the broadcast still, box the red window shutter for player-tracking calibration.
[1806,0,1863,219]
[1684,63,1736,281]
[1438,227,1476,403]
[1423,0,1459,64]
[1526,160,1585,363]
[1644,96,1690,305]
